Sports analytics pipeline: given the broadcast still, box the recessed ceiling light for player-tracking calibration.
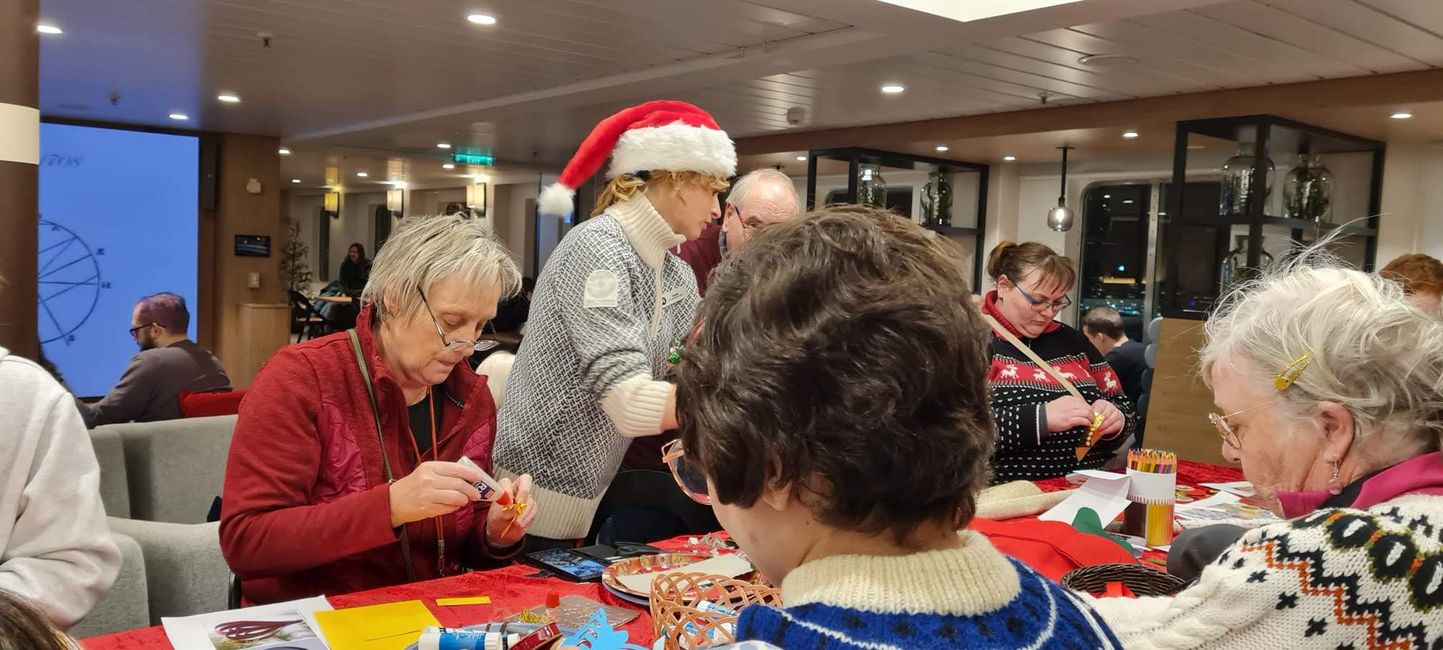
[1104,194,1111,199]
[1122,130,1140,139]
[796,155,807,161]
[1123,199,1135,204]
[1077,53,1140,67]
[442,163,456,169]
[36,24,62,35]
[935,145,950,152]
[1003,155,1016,162]
[168,112,189,121]
[217,93,241,103]
[291,178,301,184]
[436,142,452,149]
[880,83,906,94]
[1391,111,1413,120]
[356,171,368,178]
[277,147,292,155]
[467,13,497,25]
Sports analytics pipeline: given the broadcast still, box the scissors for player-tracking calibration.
[215,619,303,641]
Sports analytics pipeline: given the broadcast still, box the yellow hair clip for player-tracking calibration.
[1274,353,1313,391]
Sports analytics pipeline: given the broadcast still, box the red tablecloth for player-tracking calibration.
[80,535,714,650]
[81,461,1244,649]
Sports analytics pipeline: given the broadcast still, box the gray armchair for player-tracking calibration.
[107,518,228,624]
[70,531,149,637]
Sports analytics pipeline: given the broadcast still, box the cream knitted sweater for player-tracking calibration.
[1089,494,1443,648]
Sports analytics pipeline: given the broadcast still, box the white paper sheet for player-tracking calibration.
[616,553,754,595]
[1038,473,1132,525]
[1177,490,1243,512]
[1200,481,1255,497]
[162,595,333,650]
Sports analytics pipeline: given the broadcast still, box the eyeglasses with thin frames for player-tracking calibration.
[1005,276,1072,312]
[128,323,154,338]
[1208,401,1272,453]
[417,287,499,353]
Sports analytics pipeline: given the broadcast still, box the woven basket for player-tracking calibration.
[1061,563,1191,597]
[649,572,781,650]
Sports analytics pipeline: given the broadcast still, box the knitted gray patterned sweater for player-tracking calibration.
[493,196,700,539]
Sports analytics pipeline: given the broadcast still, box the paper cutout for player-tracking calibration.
[614,553,752,595]
[435,597,491,606]
[561,610,648,650]
[1039,473,1131,526]
[314,600,439,650]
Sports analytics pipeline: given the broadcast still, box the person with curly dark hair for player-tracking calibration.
[667,205,1120,649]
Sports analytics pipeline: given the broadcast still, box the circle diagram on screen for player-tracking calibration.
[37,220,103,345]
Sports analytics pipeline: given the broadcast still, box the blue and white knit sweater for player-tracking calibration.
[736,531,1122,649]
[493,196,699,540]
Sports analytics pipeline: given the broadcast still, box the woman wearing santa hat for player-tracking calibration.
[492,100,733,545]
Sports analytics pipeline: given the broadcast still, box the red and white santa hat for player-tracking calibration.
[538,100,736,216]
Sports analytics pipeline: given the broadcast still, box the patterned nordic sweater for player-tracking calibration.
[982,292,1134,482]
[493,196,700,539]
[1089,492,1443,648]
[735,531,1122,649]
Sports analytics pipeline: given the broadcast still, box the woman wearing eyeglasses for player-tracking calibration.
[982,241,1134,482]
[1088,257,1443,649]
[220,214,538,604]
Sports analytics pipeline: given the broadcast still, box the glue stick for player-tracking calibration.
[457,455,513,506]
[417,627,518,650]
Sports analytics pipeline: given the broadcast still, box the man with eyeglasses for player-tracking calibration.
[676,168,800,296]
[77,292,230,427]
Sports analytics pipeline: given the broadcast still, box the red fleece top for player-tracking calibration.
[676,223,723,295]
[220,305,515,604]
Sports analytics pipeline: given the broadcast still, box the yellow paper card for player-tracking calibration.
[313,599,439,650]
[435,596,491,606]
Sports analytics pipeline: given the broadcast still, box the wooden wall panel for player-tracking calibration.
[209,134,283,388]
[1142,317,1228,466]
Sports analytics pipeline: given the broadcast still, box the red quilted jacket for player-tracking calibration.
[220,305,511,604]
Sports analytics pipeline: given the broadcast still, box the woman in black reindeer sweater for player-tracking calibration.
[982,241,1134,481]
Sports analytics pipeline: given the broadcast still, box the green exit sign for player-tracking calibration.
[451,152,494,166]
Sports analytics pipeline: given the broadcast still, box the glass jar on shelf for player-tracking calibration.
[920,170,952,228]
[1219,142,1274,217]
[857,163,887,208]
[1283,153,1334,223]
[1219,235,1275,294]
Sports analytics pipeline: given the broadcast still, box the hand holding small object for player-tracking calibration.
[388,460,482,527]
[487,473,537,547]
[1091,399,1125,436]
[1045,395,1094,433]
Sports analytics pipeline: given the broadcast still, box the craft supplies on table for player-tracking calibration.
[1121,449,1177,548]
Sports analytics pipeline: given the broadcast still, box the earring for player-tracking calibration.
[1327,462,1343,495]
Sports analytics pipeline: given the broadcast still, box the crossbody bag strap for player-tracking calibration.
[348,329,416,583]
[981,314,1086,401]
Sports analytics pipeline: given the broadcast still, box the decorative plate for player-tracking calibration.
[600,553,713,600]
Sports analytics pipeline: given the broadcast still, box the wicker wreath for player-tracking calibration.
[1061,563,1192,597]
[649,572,781,649]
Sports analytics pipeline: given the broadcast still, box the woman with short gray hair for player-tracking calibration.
[221,214,538,604]
[1089,254,1443,648]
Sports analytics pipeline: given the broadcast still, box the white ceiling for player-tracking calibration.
[36,0,1443,183]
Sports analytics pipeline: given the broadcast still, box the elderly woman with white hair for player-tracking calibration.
[1090,257,1443,648]
[220,214,537,604]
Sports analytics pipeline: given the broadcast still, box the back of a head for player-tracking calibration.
[1201,252,1443,452]
[986,240,1075,290]
[136,292,190,333]
[1380,253,1443,298]
[0,589,70,650]
[1082,306,1125,340]
[677,204,995,545]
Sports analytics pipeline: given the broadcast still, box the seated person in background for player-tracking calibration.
[1091,253,1443,649]
[671,206,1121,649]
[1379,252,1443,313]
[79,292,230,428]
[676,168,800,296]
[982,242,1132,481]
[339,242,372,295]
[1,347,120,629]
[221,215,536,604]
[0,589,74,650]
[1082,306,1149,408]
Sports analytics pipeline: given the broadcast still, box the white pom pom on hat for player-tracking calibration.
[538,100,736,217]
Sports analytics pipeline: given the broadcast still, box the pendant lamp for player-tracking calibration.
[1047,145,1075,232]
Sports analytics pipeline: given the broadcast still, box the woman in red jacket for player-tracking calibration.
[220,215,537,604]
